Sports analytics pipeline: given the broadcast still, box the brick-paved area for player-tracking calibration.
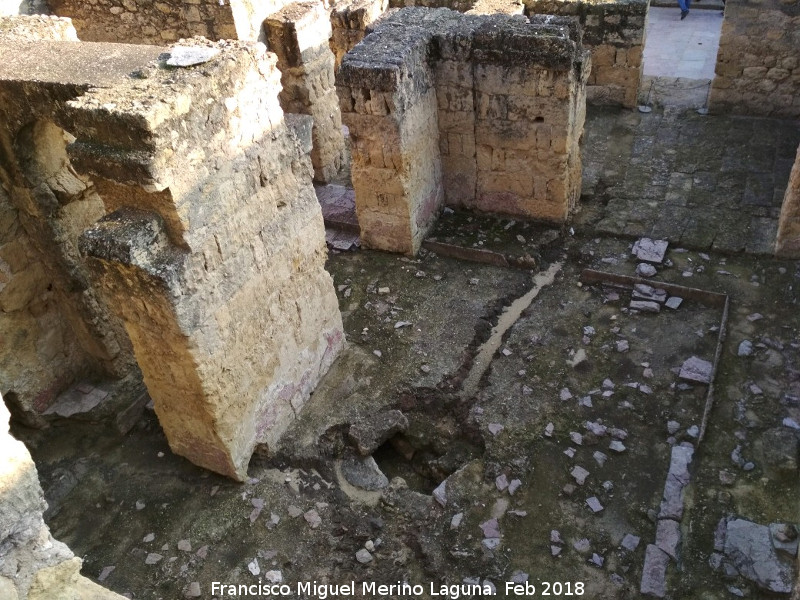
[577,106,800,254]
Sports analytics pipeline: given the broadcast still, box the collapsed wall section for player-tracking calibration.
[710,0,800,119]
[523,0,646,108]
[776,143,800,258]
[0,16,142,420]
[265,1,346,182]
[67,40,344,480]
[337,8,588,254]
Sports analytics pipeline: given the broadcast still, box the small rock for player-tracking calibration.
[590,553,605,567]
[636,263,657,278]
[143,533,155,543]
[495,474,509,491]
[632,238,668,263]
[264,570,282,584]
[679,356,713,384]
[609,440,626,453]
[487,423,504,436]
[135,500,146,510]
[573,538,591,553]
[686,425,699,438]
[185,581,201,598]
[508,479,522,495]
[616,339,629,352]
[287,505,303,518]
[747,313,763,322]
[166,46,221,67]
[247,559,259,576]
[593,451,608,466]
[570,431,583,445]
[433,481,447,507]
[667,420,680,435]
[304,509,322,529]
[98,566,115,582]
[341,456,389,491]
[551,545,562,557]
[482,538,501,550]
[544,422,555,437]
[145,553,163,565]
[355,549,373,564]
[621,534,641,552]
[563,447,576,458]
[586,496,604,513]
[559,388,573,401]
[738,340,753,357]
[665,297,683,309]
[631,300,660,313]
[480,518,501,538]
[177,539,192,552]
[551,530,563,544]
[450,513,463,529]
[571,466,590,485]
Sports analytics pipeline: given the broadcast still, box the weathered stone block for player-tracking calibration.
[71,41,344,480]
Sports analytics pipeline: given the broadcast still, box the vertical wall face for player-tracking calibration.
[46,0,239,43]
[523,0,646,108]
[265,1,347,182]
[0,16,139,419]
[329,0,389,70]
[70,40,344,480]
[710,0,800,118]
[338,8,588,253]
[337,18,445,254]
[776,144,800,258]
[0,396,126,600]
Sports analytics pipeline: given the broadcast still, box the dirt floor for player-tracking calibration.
[11,105,800,600]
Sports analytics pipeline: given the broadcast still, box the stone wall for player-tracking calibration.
[523,0,646,108]
[710,0,800,119]
[67,39,344,480]
[776,143,800,258]
[46,0,280,44]
[0,396,125,600]
[265,1,346,182]
[0,16,139,420]
[337,8,588,254]
[329,0,388,70]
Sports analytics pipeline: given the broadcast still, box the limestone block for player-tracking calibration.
[70,41,344,479]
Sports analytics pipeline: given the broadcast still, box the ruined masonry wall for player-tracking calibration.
[710,0,800,118]
[329,0,388,70]
[0,16,137,418]
[523,0,646,108]
[72,40,344,480]
[776,144,800,258]
[338,8,588,254]
[265,1,346,182]
[0,397,126,600]
[46,0,279,43]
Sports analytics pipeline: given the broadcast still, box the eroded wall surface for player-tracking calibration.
[710,0,800,118]
[337,8,589,254]
[0,16,139,420]
[329,0,388,70]
[0,396,125,600]
[523,0,646,108]
[68,40,344,480]
[265,1,346,182]
[776,143,800,258]
[46,0,273,43]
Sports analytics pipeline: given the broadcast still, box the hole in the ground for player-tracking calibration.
[372,408,484,495]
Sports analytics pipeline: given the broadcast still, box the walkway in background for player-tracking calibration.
[643,6,723,80]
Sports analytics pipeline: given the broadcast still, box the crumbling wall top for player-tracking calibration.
[339,7,585,91]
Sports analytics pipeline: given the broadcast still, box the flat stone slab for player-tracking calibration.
[165,46,220,67]
[724,519,795,594]
[641,544,669,598]
[679,356,713,384]
[632,238,668,263]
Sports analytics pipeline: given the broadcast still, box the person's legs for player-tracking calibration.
[678,0,690,18]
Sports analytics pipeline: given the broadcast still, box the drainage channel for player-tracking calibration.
[460,260,563,399]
